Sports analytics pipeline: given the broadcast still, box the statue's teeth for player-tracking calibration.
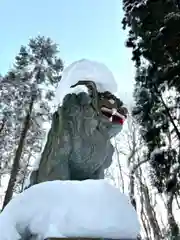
[112,108,117,115]
[108,99,115,104]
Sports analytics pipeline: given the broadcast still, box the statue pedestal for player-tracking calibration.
[0,180,139,240]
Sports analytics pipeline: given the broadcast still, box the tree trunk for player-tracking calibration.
[0,117,6,134]
[167,193,179,238]
[153,83,180,141]
[141,183,162,239]
[2,97,34,209]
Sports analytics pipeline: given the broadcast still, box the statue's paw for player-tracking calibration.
[62,92,92,108]
[62,93,83,117]
[63,93,78,107]
[77,92,91,105]
[62,92,95,118]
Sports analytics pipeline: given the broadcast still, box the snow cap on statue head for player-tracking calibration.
[55,59,118,105]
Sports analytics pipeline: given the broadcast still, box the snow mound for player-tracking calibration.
[55,59,118,105]
[0,180,140,239]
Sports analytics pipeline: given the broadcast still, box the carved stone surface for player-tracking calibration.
[28,88,127,187]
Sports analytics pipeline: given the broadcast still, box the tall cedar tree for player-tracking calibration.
[122,0,180,238]
[1,36,63,209]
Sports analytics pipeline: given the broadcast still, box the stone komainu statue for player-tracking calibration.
[27,80,127,188]
[28,81,127,187]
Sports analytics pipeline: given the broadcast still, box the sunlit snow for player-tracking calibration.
[55,59,118,105]
[0,180,140,240]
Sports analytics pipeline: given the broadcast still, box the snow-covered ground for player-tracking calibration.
[0,180,140,240]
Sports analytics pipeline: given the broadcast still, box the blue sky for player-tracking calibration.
[0,0,135,102]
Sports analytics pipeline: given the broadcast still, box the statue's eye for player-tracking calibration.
[108,99,115,104]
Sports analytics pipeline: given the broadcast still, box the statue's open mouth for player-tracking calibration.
[101,107,125,125]
[70,80,128,125]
